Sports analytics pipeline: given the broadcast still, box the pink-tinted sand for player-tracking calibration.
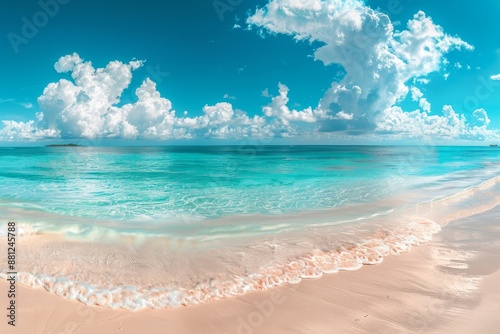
[1,206,499,334]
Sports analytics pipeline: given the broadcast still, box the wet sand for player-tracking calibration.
[1,206,499,334]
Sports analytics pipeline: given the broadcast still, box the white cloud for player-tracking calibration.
[419,98,431,113]
[378,106,499,141]
[491,74,500,81]
[410,87,423,101]
[0,53,271,141]
[247,1,479,137]
[336,111,354,120]
[415,78,430,85]
[223,93,237,100]
[262,83,320,125]
[19,103,34,109]
[472,108,490,127]
[0,99,33,109]
[410,87,431,113]
[37,52,143,138]
[0,120,59,141]
[1,2,497,143]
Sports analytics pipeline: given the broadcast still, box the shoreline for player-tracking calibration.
[1,206,499,333]
[1,175,498,311]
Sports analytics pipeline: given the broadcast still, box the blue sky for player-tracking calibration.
[1,0,500,144]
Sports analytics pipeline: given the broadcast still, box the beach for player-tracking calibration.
[1,204,499,334]
[1,0,499,330]
[1,0,500,329]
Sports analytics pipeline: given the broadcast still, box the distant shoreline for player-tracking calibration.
[45,144,84,147]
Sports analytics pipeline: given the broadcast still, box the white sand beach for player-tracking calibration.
[1,206,499,334]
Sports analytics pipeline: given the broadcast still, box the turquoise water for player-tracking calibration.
[1,145,500,309]
[1,146,498,225]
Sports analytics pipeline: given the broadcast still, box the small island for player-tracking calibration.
[45,143,84,147]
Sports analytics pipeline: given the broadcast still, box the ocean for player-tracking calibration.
[0,145,499,309]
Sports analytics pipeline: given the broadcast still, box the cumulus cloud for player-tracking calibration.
[336,111,354,120]
[410,87,424,101]
[262,83,323,126]
[0,53,272,141]
[36,53,144,138]
[1,1,499,143]
[472,108,491,127]
[247,0,489,139]
[377,105,498,141]
[418,98,431,113]
[0,120,59,141]
[410,87,431,113]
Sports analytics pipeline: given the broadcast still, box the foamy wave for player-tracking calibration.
[0,218,440,310]
[421,175,500,210]
[0,222,42,237]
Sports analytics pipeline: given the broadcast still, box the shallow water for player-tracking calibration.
[0,145,499,309]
